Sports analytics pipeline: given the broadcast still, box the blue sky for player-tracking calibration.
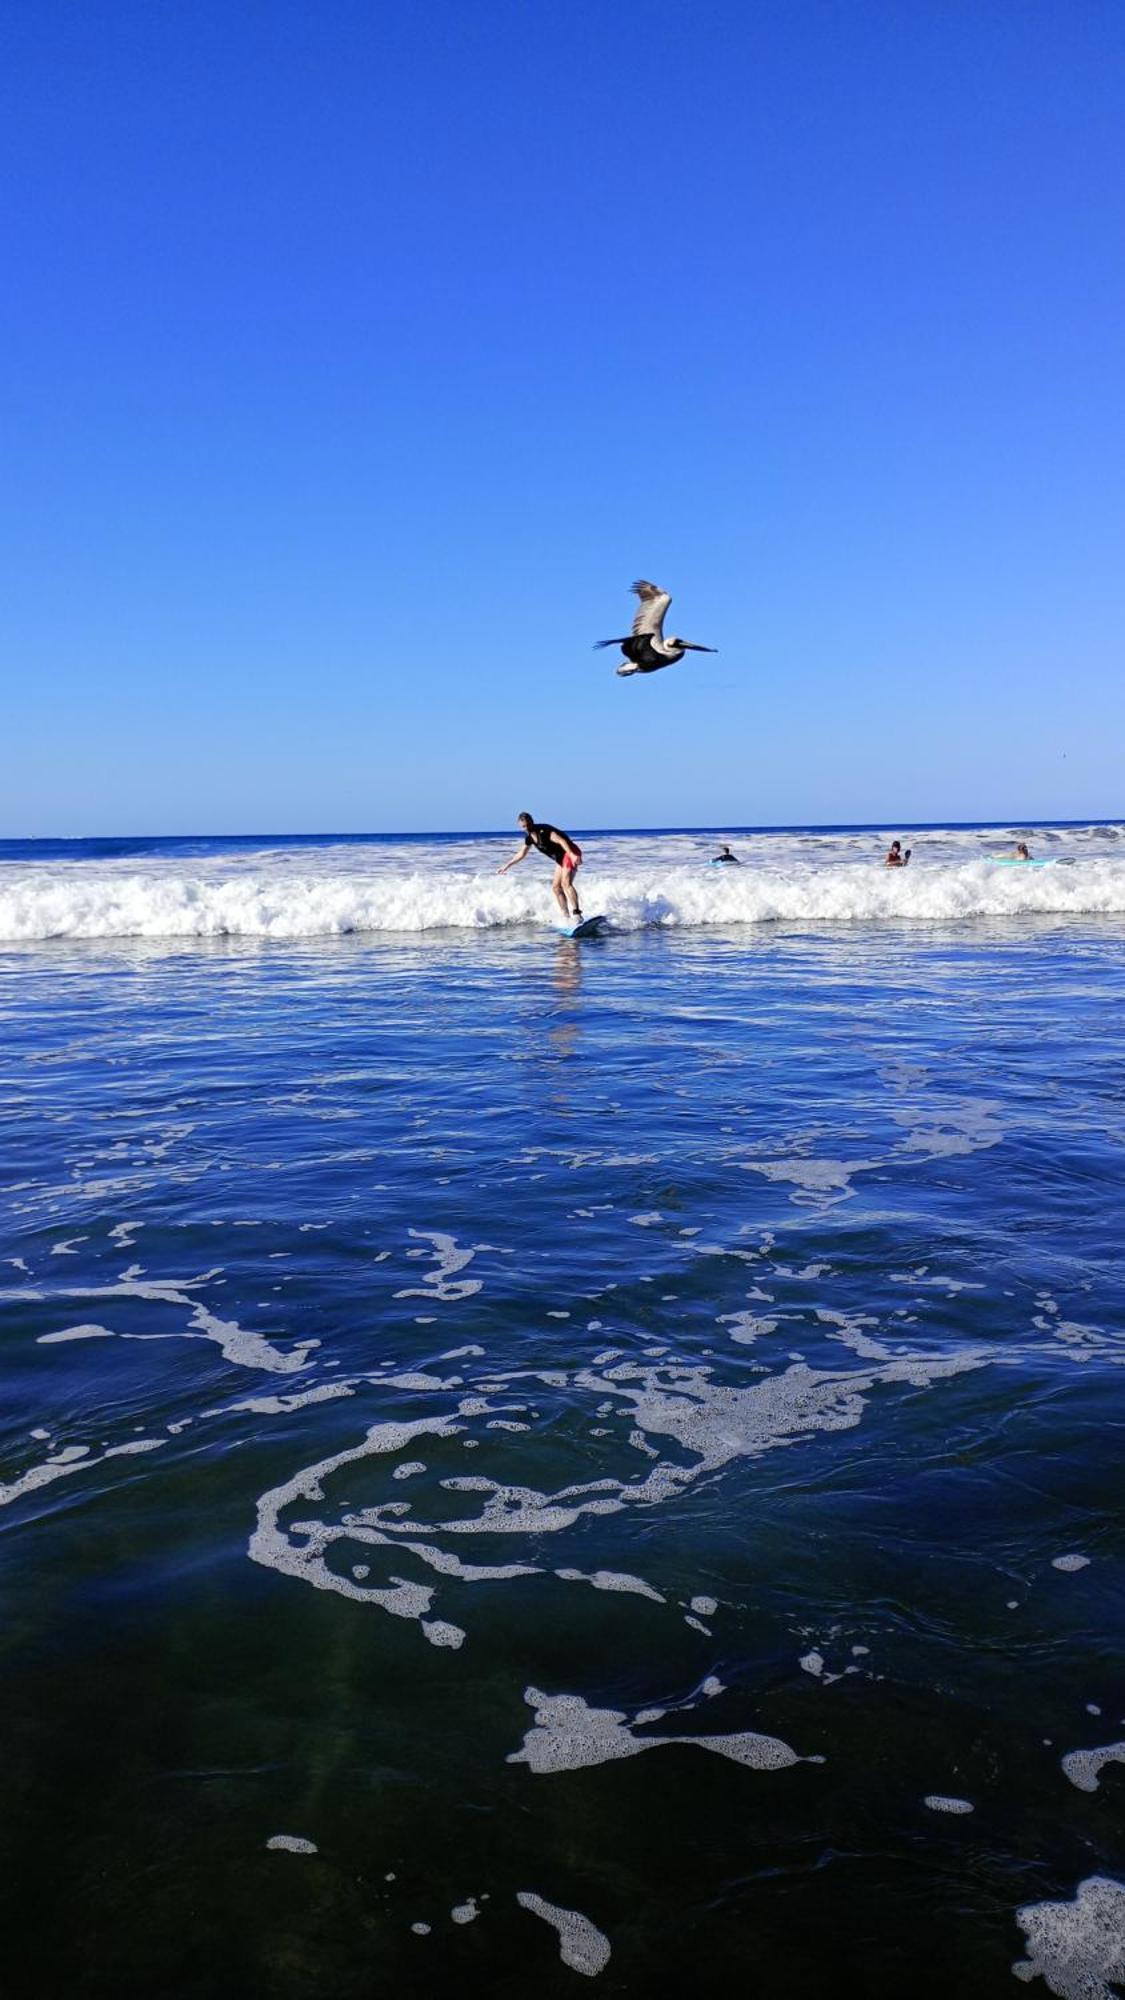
[3,0,1123,834]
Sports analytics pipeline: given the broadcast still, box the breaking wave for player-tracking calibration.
[3,830,1125,942]
[4,861,1125,943]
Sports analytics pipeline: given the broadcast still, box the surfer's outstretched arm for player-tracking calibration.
[497,843,529,876]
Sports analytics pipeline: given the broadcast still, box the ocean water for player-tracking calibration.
[2,823,1124,1998]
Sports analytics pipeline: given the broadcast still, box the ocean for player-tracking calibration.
[2,822,1124,1998]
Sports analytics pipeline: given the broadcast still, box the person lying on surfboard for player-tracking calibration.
[498,813,583,921]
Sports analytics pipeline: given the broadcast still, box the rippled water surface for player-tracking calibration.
[3,902,1125,1996]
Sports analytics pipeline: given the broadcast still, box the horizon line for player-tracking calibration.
[1,813,1122,845]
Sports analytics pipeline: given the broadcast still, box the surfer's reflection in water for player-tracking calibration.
[548,942,583,1067]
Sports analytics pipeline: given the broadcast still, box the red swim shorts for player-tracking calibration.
[562,853,578,872]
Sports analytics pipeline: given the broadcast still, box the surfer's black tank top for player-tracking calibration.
[525,823,568,864]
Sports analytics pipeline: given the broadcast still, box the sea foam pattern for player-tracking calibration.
[1,823,1124,941]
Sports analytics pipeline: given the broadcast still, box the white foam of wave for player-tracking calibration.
[1034,1318,1125,1366]
[555,1567,665,1602]
[1061,1742,1125,1794]
[0,1436,163,1509]
[266,1834,317,1854]
[720,1310,780,1344]
[422,1619,465,1649]
[751,1112,998,1210]
[747,1159,877,1197]
[516,1893,611,1978]
[889,1269,986,1291]
[795,1637,864,1688]
[923,1795,974,1814]
[209,1382,355,1417]
[574,1348,988,1502]
[245,1342,988,1650]
[509,1688,819,1779]
[394,1230,484,1303]
[52,1267,315,1375]
[248,1415,470,1649]
[1012,1876,1125,1998]
[37,1324,117,1344]
[6,837,1125,941]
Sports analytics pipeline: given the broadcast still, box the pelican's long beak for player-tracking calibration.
[683,643,717,652]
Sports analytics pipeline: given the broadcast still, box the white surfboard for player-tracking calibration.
[553,914,606,939]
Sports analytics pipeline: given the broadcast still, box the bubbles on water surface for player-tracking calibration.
[516,1893,611,1978]
[1012,1877,1125,1998]
[1060,1743,1125,1795]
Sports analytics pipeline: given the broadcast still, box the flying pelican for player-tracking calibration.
[595,580,717,676]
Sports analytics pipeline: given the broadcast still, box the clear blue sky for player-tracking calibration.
[3,0,1123,835]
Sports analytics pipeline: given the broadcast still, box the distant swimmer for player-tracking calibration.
[595,580,717,677]
[712,844,740,865]
[498,812,583,920]
[1008,842,1033,861]
[885,840,912,867]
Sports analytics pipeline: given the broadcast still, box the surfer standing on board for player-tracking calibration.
[498,813,583,921]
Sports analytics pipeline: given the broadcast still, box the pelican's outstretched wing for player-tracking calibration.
[630,580,671,639]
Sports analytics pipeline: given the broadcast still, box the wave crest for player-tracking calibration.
[4,855,1125,942]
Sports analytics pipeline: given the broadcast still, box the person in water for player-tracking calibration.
[713,844,740,865]
[885,840,911,867]
[1009,842,1033,861]
[498,812,584,919]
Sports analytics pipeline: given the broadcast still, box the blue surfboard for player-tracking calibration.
[553,914,606,939]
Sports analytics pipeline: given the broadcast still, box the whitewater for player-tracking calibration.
[3,822,1125,943]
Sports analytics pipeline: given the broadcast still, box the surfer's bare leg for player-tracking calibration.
[552,868,572,918]
[563,861,582,918]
